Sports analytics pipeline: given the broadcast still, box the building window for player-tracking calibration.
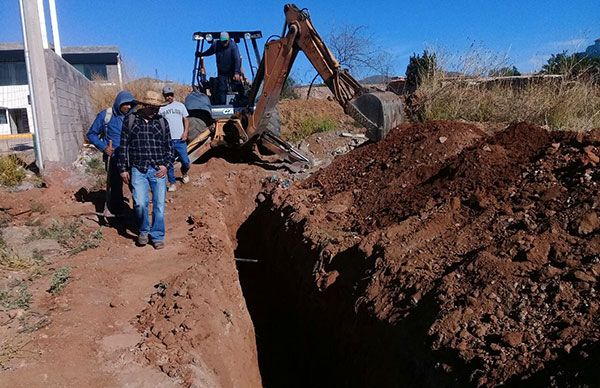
[0,62,28,86]
[0,110,7,125]
[72,63,108,80]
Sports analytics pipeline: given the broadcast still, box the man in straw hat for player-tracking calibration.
[118,90,173,249]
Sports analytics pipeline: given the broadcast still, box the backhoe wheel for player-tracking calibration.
[188,117,210,142]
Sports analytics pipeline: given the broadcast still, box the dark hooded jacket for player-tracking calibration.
[86,90,137,153]
[199,40,242,77]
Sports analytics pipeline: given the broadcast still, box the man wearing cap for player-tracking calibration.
[198,31,242,104]
[159,86,190,192]
[87,90,137,216]
[118,90,173,250]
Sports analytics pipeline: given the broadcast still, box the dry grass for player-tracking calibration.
[88,78,192,113]
[279,99,348,142]
[0,339,31,368]
[414,76,600,131]
[0,250,36,271]
[0,236,43,275]
[284,116,338,142]
[410,46,600,131]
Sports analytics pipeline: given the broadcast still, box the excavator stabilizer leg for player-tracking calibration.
[347,91,404,142]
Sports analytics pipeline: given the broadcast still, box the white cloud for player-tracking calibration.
[548,38,587,50]
[527,54,549,71]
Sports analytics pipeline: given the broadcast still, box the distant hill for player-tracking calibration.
[360,75,393,84]
[584,38,600,58]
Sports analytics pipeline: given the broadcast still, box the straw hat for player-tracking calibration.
[141,90,165,106]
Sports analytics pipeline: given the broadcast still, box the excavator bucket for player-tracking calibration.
[347,91,404,142]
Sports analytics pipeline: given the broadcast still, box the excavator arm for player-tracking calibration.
[186,4,402,168]
[246,3,403,143]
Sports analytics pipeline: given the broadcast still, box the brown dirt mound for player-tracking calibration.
[238,121,600,387]
[302,121,555,234]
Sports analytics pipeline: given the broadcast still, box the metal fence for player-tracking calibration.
[0,133,35,156]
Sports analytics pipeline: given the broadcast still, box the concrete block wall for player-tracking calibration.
[44,50,94,163]
[107,64,120,84]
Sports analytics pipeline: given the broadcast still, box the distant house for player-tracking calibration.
[61,45,122,83]
[584,38,600,58]
[0,43,122,135]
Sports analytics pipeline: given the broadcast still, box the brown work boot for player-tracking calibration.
[137,234,149,246]
[153,240,165,250]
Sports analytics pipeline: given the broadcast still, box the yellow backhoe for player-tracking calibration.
[185,3,404,165]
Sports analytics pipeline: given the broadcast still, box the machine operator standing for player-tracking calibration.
[198,31,243,104]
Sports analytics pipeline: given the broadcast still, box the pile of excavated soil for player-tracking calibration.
[239,121,600,387]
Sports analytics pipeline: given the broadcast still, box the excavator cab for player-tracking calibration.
[191,30,263,118]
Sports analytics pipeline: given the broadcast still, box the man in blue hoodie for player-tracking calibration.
[86,90,137,215]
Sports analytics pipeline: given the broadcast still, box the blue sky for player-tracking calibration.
[0,0,598,84]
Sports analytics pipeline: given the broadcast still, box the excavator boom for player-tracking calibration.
[247,3,403,142]
[186,4,403,167]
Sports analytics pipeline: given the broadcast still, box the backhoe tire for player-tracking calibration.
[187,117,209,142]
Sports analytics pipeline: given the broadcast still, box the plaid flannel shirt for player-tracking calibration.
[118,114,173,173]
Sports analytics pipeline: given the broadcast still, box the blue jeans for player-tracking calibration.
[167,139,191,184]
[131,166,167,242]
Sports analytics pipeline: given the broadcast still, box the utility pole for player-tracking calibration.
[48,0,62,56]
[19,0,59,168]
[36,0,48,49]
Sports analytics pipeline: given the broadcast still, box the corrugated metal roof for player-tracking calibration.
[0,43,119,54]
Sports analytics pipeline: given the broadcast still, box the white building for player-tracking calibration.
[0,43,122,135]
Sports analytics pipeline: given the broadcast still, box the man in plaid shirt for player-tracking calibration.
[118,90,173,249]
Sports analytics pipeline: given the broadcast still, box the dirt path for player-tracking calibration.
[1,159,270,387]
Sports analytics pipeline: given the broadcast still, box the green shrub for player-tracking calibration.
[48,266,71,294]
[0,156,26,187]
[0,283,32,310]
[32,220,82,246]
[541,51,600,82]
[405,50,439,94]
[489,66,521,77]
[286,116,337,142]
[85,157,105,176]
[68,228,103,255]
